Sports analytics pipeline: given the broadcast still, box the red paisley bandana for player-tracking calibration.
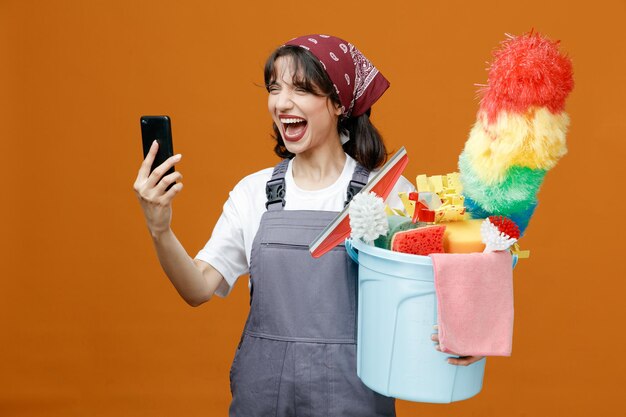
[284,34,390,117]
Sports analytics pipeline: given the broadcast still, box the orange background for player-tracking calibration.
[2,0,625,416]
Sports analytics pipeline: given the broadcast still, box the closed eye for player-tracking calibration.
[267,83,280,93]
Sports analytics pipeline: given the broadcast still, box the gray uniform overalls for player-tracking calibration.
[229,159,396,417]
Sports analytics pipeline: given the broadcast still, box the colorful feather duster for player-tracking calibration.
[459,31,574,235]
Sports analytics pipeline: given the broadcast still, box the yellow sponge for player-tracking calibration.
[442,219,485,253]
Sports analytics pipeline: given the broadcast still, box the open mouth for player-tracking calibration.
[280,116,308,142]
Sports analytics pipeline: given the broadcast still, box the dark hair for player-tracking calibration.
[263,45,387,171]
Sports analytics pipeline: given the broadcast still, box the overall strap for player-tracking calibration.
[345,163,370,207]
[265,159,290,211]
[265,159,370,210]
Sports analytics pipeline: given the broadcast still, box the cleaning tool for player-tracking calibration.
[374,215,418,249]
[442,219,485,253]
[349,192,389,244]
[480,216,520,253]
[390,225,446,256]
[430,251,514,356]
[309,147,408,258]
[458,31,573,234]
[415,173,467,223]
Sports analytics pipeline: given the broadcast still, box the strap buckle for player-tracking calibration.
[344,179,367,207]
[265,178,286,209]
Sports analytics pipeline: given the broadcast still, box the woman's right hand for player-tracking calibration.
[133,140,184,237]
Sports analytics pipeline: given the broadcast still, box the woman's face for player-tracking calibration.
[267,56,342,156]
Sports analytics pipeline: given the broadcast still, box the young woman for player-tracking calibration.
[134,34,483,417]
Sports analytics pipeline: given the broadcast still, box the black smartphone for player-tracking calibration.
[140,115,175,190]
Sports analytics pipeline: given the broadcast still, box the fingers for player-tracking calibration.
[431,329,442,354]
[133,153,183,204]
[147,153,182,188]
[431,324,440,345]
[137,140,159,181]
[161,181,184,203]
[156,170,183,195]
[447,356,485,366]
[156,172,184,205]
[430,326,484,366]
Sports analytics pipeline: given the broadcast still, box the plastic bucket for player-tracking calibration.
[345,238,486,403]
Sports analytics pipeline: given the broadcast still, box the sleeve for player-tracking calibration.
[194,187,250,298]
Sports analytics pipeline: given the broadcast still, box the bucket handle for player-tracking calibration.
[344,239,359,264]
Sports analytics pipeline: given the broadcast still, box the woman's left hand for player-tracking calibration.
[431,325,485,366]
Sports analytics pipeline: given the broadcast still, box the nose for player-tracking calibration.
[274,89,294,112]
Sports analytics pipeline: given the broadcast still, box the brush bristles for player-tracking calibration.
[349,192,389,244]
[481,218,518,252]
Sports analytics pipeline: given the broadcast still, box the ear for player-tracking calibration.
[333,102,343,117]
[326,98,343,117]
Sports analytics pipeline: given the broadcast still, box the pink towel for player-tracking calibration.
[429,251,514,357]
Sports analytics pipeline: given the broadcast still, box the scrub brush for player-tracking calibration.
[481,215,520,252]
[349,192,389,245]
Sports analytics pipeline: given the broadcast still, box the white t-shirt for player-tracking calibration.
[195,154,415,297]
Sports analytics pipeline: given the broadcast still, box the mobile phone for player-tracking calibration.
[140,115,175,190]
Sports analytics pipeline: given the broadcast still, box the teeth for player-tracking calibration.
[280,118,306,124]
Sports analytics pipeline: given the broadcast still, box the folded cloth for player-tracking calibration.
[429,251,514,356]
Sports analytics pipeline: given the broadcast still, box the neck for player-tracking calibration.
[291,138,346,190]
